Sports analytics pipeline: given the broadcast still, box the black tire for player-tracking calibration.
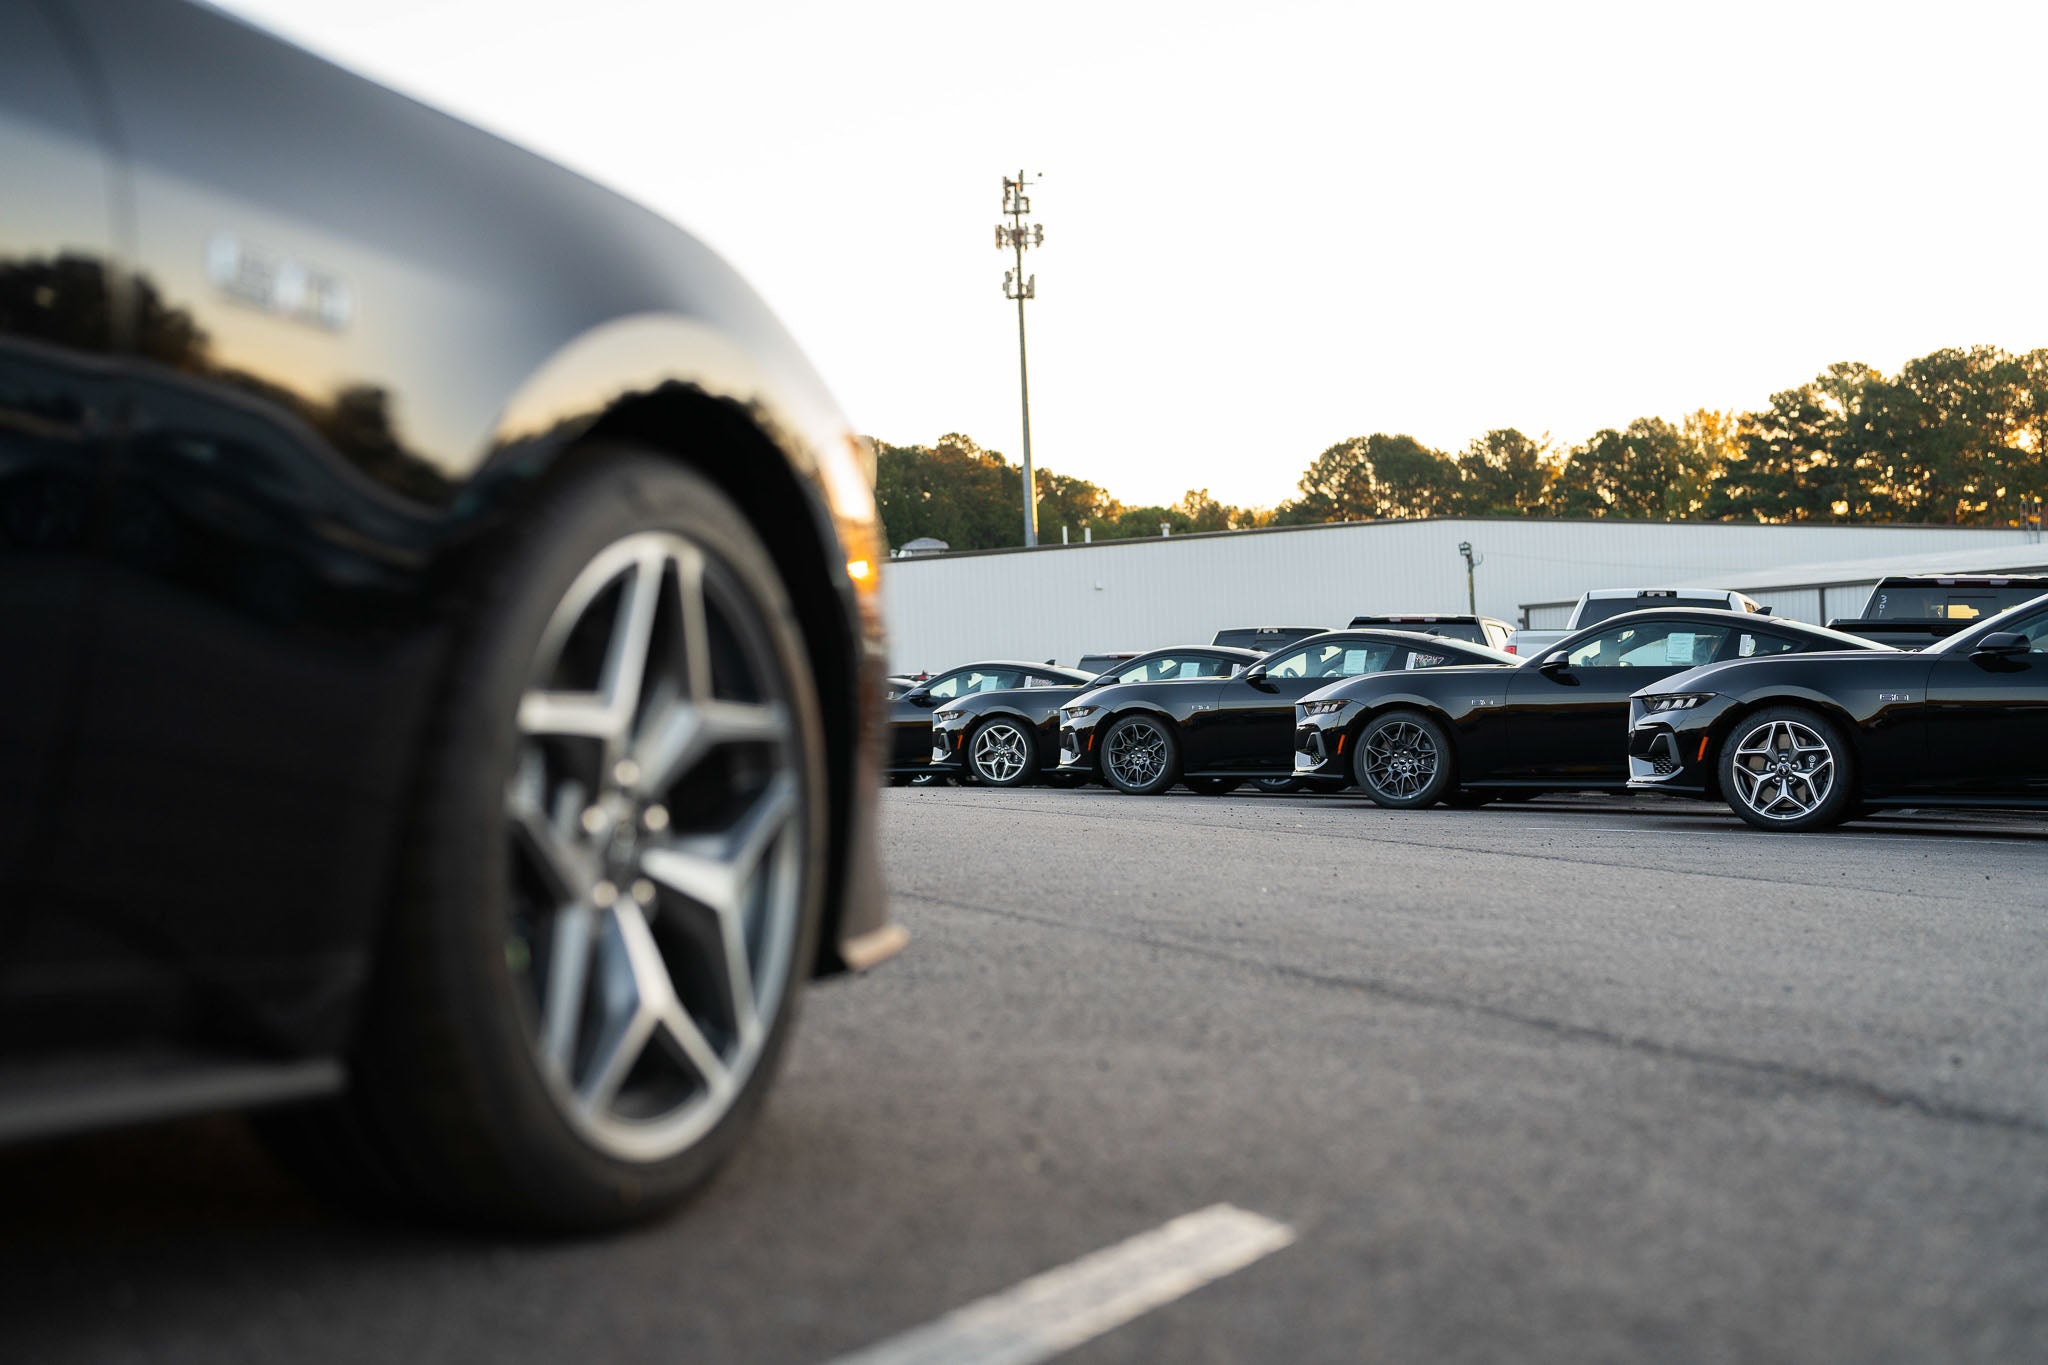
[1719,705,1856,832]
[1184,776,1243,796]
[965,717,1039,787]
[1097,714,1181,795]
[1352,710,1457,809]
[272,449,828,1232]
[1252,776,1305,794]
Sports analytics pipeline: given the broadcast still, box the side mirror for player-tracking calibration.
[906,688,937,707]
[1244,664,1270,687]
[1538,649,1571,673]
[1973,631,2030,659]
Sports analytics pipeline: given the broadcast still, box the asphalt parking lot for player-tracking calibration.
[6,787,2046,1364]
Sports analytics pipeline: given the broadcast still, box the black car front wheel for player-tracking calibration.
[1098,715,1181,795]
[1720,706,1854,832]
[273,450,826,1232]
[967,718,1038,786]
[1354,710,1456,809]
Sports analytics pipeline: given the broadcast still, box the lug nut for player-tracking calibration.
[581,805,608,835]
[613,758,641,787]
[591,880,618,908]
[643,804,670,832]
[631,878,656,906]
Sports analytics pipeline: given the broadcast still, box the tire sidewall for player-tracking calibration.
[1099,714,1180,795]
[1352,709,1457,809]
[1718,705,1855,832]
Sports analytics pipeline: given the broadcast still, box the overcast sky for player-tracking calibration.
[220,0,2048,511]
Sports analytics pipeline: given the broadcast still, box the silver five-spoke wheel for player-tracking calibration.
[507,531,802,1163]
[1729,717,1836,822]
[971,721,1030,784]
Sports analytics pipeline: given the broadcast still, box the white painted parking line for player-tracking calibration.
[822,1204,1296,1365]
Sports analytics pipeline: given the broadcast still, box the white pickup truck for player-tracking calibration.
[1506,588,1765,657]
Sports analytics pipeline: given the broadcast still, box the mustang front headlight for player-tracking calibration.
[1301,699,1349,716]
[1641,693,1713,714]
[1062,705,1097,720]
[933,708,964,722]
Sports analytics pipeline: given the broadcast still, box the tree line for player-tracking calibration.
[873,345,2048,552]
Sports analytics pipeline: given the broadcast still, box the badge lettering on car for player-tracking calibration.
[1877,692,1913,703]
[207,232,354,331]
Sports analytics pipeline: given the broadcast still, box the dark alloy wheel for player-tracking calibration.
[1184,776,1243,796]
[1720,705,1855,832]
[967,718,1038,786]
[1353,710,1456,809]
[1098,715,1181,795]
[269,451,826,1232]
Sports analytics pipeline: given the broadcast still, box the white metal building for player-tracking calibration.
[879,517,2035,672]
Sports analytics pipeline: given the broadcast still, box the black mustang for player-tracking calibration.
[2,0,899,1231]
[1293,609,1885,808]
[1628,591,2048,830]
[884,660,1096,781]
[928,645,1259,786]
[1058,630,1516,794]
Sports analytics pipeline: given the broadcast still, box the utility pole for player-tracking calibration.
[1457,541,1481,615]
[996,172,1043,547]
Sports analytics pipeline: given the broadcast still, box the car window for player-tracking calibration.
[1270,641,1398,678]
[1406,647,1456,669]
[923,674,962,700]
[965,669,1027,692]
[1736,633,1802,658]
[2005,610,2048,652]
[1112,654,1235,684]
[1566,622,1731,668]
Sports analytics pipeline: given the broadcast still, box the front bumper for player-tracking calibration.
[1056,719,1102,773]
[1291,709,1353,779]
[1624,695,1728,795]
[926,718,969,775]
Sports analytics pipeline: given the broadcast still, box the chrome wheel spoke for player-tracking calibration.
[1732,718,1836,820]
[634,700,786,796]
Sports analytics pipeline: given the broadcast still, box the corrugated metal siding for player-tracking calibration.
[879,519,2027,671]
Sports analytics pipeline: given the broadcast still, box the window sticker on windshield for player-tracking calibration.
[1666,632,1697,665]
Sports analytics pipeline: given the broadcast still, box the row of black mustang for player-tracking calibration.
[889,595,2048,832]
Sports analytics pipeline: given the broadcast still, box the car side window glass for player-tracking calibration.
[1567,623,1731,668]
[1265,646,1314,678]
[1737,633,1801,658]
[1322,643,1396,677]
[1407,647,1454,669]
[924,675,960,700]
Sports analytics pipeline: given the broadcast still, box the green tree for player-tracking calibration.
[1452,428,1553,515]
[1287,433,1457,522]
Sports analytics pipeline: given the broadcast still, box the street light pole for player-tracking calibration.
[997,172,1043,547]
[1458,541,1482,616]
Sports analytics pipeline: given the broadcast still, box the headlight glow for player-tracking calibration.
[1301,699,1348,716]
[1642,693,1713,713]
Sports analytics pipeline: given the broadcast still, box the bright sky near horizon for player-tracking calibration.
[220,0,2048,511]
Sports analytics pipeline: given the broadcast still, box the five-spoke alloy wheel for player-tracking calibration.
[968,719,1037,786]
[278,452,827,1233]
[1720,706,1854,831]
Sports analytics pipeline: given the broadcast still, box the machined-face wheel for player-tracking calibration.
[1729,717,1837,823]
[970,721,1031,784]
[1363,720,1439,798]
[506,530,802,1164]
[1103,719,1169,790]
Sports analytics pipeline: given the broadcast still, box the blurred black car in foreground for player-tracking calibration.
[883,660,1094,781]
[1060,630,1512,794]
[1294,610,1884,808]
[928,645,1258,786]
[1,0,899,1231]
[1630,592,2048,830]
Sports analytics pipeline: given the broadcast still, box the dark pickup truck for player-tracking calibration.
[1827,574,2048,648]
